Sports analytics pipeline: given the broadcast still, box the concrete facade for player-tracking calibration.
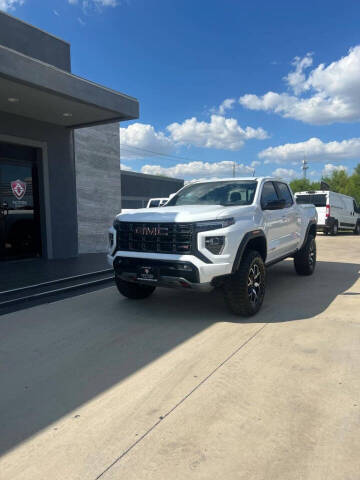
[75,124,121,254]
[0,11,71,71]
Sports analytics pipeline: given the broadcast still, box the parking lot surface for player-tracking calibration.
[0,235,359,480]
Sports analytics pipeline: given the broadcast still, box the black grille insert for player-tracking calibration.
[115,222,194,255]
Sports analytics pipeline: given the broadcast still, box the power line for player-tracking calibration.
[120,143,204,163]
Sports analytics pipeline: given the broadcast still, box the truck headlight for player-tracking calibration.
[205,236,225,255]
[195,218,234,232]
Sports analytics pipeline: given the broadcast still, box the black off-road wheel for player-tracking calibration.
[115,276,156,299]
[330,221,338,236]
[294,235,316,276]
[354,222,360,235]
[223,250,266,317]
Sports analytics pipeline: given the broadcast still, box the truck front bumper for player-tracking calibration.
[107,251,232,288]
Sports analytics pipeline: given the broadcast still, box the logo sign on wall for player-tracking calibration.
[11,179,27,200]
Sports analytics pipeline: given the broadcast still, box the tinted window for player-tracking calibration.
[296,194,327,207]
[149,200,160,207]
[261,182,278,208]
[276,182,293,207]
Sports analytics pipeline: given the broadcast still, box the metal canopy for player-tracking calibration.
[0,45,139,128]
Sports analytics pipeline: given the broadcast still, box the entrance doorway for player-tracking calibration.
[0,142,42,260]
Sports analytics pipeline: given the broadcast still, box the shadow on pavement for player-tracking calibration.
[0,260,358,457]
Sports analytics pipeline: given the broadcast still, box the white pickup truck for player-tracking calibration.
[108,178,317,316]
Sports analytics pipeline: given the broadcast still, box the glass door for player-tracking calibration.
[0,146,42,260]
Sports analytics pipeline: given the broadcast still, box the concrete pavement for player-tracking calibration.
[0,235,359,479]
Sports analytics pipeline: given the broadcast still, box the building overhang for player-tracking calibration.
[0,45,139,128]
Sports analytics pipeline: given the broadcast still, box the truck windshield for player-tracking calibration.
[296,194,327,207]
[166,180,258,206]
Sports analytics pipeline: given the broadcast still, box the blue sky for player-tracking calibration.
[3,0,360,181]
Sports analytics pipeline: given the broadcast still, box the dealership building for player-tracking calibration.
[0,11,141,261]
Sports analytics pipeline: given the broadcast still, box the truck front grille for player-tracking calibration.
[115,222,194,255]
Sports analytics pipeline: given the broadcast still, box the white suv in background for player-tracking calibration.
[295,190,360,235]
[146,198,168,208]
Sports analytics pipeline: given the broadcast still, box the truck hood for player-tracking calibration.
[115,205,244,223]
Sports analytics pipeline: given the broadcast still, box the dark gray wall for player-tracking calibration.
[121,171,184,209]
[0,11,71,71]
[75,123,121,253]
[0,111,78,259]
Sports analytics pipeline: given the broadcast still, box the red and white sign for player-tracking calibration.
[11,179,27,200]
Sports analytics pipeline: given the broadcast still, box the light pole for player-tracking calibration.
[302,158,309,179]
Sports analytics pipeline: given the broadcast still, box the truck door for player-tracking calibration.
[260,181,284,262]
[274,181,299,253]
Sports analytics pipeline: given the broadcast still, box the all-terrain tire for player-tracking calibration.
[294,234,316,276]
[223,250,266,317]
[115,276,156,299]
[330,221,338,236]
[354,222,360,235]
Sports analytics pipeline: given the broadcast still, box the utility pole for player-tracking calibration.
[302,158,309,179]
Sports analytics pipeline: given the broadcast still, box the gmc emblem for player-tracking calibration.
[134,226,168,236]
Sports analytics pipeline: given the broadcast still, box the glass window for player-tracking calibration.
[296,194,327,207]
[166,181,258,206]
[149,200,160,207]
[276,182,293,207]
[260,182,278,208]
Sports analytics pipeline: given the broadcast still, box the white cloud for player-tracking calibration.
[272,168,298,180]
[93,0,117,5]
[0,0,24,11]
[322,163,348,177]
[141,161,254,180]
[68,0,117,10]
[78,17,86,25]
[120,123,174,159]
[251,160,261,168]
[240,46,360,125]
[212,98,236,115]
[120,164,133,171]
[259,137,360,164]
[167,115,268,151]
[120,116,268,159]
[285,53,313,95]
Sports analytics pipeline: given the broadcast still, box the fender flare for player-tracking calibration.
[232,230,267,273]
[300,220,317,250]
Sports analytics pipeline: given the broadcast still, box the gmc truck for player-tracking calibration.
[108,178,317,316]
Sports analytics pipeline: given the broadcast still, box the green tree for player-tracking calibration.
[289,178,320,194]
[322,169,349,194]
[289,178,312,193]
[345,169,360,204]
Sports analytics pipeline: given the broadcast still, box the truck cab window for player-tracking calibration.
[276,182,293,207]
[261,182,278,209]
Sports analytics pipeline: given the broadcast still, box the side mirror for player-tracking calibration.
[263,199,286,210]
